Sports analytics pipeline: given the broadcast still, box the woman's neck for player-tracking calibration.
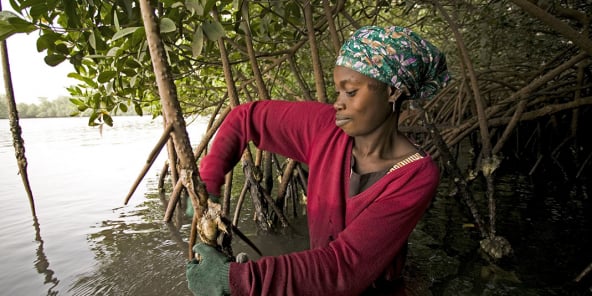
[353,113,399,159]
[351,112,420,174]
[353,131,396,159]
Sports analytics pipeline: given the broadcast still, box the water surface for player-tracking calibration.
[1,116,205,295]
[1,116,590,295]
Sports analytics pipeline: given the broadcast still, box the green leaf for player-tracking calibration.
[63,0,81,27]
[159,18,176,33]
[103,113,114,126]
[106,46,120,57]
[88,30,96,50]
[171,2,184,9]
[8,0,21,11]
[67,85,82,96]
[89,112,99,126]
[125,58,142,68]
[98,71,117,83]
[203,20,225,40]
[92,93,101,108]
[29,3,48,20]
[113,10,120,29]
[69,98,85,106]
[131,27,146,46]
[68,72,98,88]
[119,103,128,113]
[44,54,66,66]
[54,43,69,55]
[203,0,217,15]
[36,34,55,52]
[0,11,36,40]
[134,103,143,116]
[112,26,141,41]
[130,75,138,87]
[191,26,204,57]
[185,0,203,15]
[121,68,137,76]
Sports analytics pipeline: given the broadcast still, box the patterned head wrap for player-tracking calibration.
[335,26,450,100]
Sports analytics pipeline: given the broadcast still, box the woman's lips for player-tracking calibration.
[335,116,350,127]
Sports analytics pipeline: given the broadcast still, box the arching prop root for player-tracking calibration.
[137,0,235,260]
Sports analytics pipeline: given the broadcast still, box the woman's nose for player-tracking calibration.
[333,95,345,111]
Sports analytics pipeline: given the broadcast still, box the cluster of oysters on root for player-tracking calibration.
[480,235,512,259]
[197,199,229,248]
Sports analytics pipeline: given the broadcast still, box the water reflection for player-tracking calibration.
[67,168,590,295]
[69,192,192,296]
[408,171,592,295]
[68,180,310,295]
[32,216,59,296]
[158,191,190,251]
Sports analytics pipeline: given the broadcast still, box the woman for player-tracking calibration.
[187,25,450,295]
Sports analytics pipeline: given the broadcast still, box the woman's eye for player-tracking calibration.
[335,90,357,97]
[345,90,357,97]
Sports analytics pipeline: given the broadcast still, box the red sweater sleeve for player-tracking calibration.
[198,100,332,195]
[229,158,439,296]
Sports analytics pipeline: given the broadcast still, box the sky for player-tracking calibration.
[0,0,77,104]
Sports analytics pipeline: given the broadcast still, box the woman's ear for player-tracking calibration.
[388,85,410,104]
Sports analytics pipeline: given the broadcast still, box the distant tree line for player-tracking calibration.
[0,95,137,119]
[0,95,78,118]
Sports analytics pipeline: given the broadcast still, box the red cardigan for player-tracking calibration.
[199,100,439,295]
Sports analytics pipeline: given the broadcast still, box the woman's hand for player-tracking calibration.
[186,243,231,296]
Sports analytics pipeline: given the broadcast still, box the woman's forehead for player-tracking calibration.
[334,65,379,86]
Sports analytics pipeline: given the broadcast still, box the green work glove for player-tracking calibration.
[186,243,231,296]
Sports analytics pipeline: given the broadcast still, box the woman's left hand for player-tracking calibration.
[186,243,231,296]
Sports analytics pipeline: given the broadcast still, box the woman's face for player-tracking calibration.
[333,65,393,137]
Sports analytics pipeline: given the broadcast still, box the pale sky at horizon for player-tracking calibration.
[0,0,77,104]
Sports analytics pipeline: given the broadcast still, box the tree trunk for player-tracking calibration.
[138,0,231,258]
[0,21,36,218]
[435,1,499,239]
[303,0,327,102]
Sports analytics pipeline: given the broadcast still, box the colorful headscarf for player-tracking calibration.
[335,26,450,100]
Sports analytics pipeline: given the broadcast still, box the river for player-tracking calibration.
[0,116,208,295]
[0,116,590,295]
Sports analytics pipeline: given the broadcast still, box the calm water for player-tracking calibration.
[0,116,208,295]
[1,116,590,295]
